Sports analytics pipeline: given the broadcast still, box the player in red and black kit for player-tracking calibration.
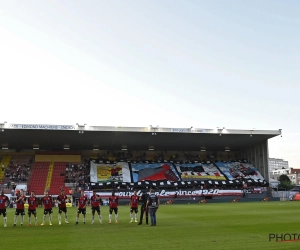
[41,190,53,226]
[0,189,10,227]
[108,191,118,224]
[91,190,102,224]
[13,189,26,226]
[56,189,69,225]
[75,190,88,225]
[130,190,139,223]
[27,191,38,226]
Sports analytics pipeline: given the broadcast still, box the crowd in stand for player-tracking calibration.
[94,150,228,163]
[5,164,31,183]
[1,160,32,188]
[64,161,90,190]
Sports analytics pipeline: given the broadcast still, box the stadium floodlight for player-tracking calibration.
[149,148,154,151]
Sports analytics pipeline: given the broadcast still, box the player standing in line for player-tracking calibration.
[56,189,69,225]
[129,190,139,223]
[13,189,26,226]
[138,190,148,225]
[27,191,38,226]
[90,190,102,224]
[41,190,53,226]
[108,191,118,224]
[75,190,87,225]
[0,189,10,227]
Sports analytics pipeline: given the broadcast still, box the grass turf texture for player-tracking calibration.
[1,202,300,250]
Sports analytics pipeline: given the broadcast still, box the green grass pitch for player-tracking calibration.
[1,201,300,250]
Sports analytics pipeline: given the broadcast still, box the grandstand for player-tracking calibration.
[0,123,281,201]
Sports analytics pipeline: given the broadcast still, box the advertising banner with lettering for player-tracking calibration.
[215,162,265,181]
[175,163,226,181]
[95,189,243,198]
[10,124,75,130]
[90,161,131,183]
[171,128,191,133]
[131,163,181,182]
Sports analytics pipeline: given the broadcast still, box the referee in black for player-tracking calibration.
[138,190,148,225]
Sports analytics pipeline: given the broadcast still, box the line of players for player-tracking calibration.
[0,189,149,227]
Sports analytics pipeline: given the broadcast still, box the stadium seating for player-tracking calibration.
[48,162,68,195]
[28,162,50,195]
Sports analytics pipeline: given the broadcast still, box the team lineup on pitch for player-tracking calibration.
[0,189,160,227]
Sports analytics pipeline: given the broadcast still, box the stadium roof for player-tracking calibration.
[0,123,281,152]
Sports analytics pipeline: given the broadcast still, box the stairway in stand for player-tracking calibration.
[0,156,11,181]
[45,162,54,191]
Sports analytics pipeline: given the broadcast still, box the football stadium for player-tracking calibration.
[1,123,298,250]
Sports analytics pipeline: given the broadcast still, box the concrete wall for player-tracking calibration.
[240,140,269,181]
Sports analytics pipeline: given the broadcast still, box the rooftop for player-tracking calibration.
[0,123,281,152]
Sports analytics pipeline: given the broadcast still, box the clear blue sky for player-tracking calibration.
[0,0,299,168]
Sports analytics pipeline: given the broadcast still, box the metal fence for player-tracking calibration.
[272,190,295,200]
